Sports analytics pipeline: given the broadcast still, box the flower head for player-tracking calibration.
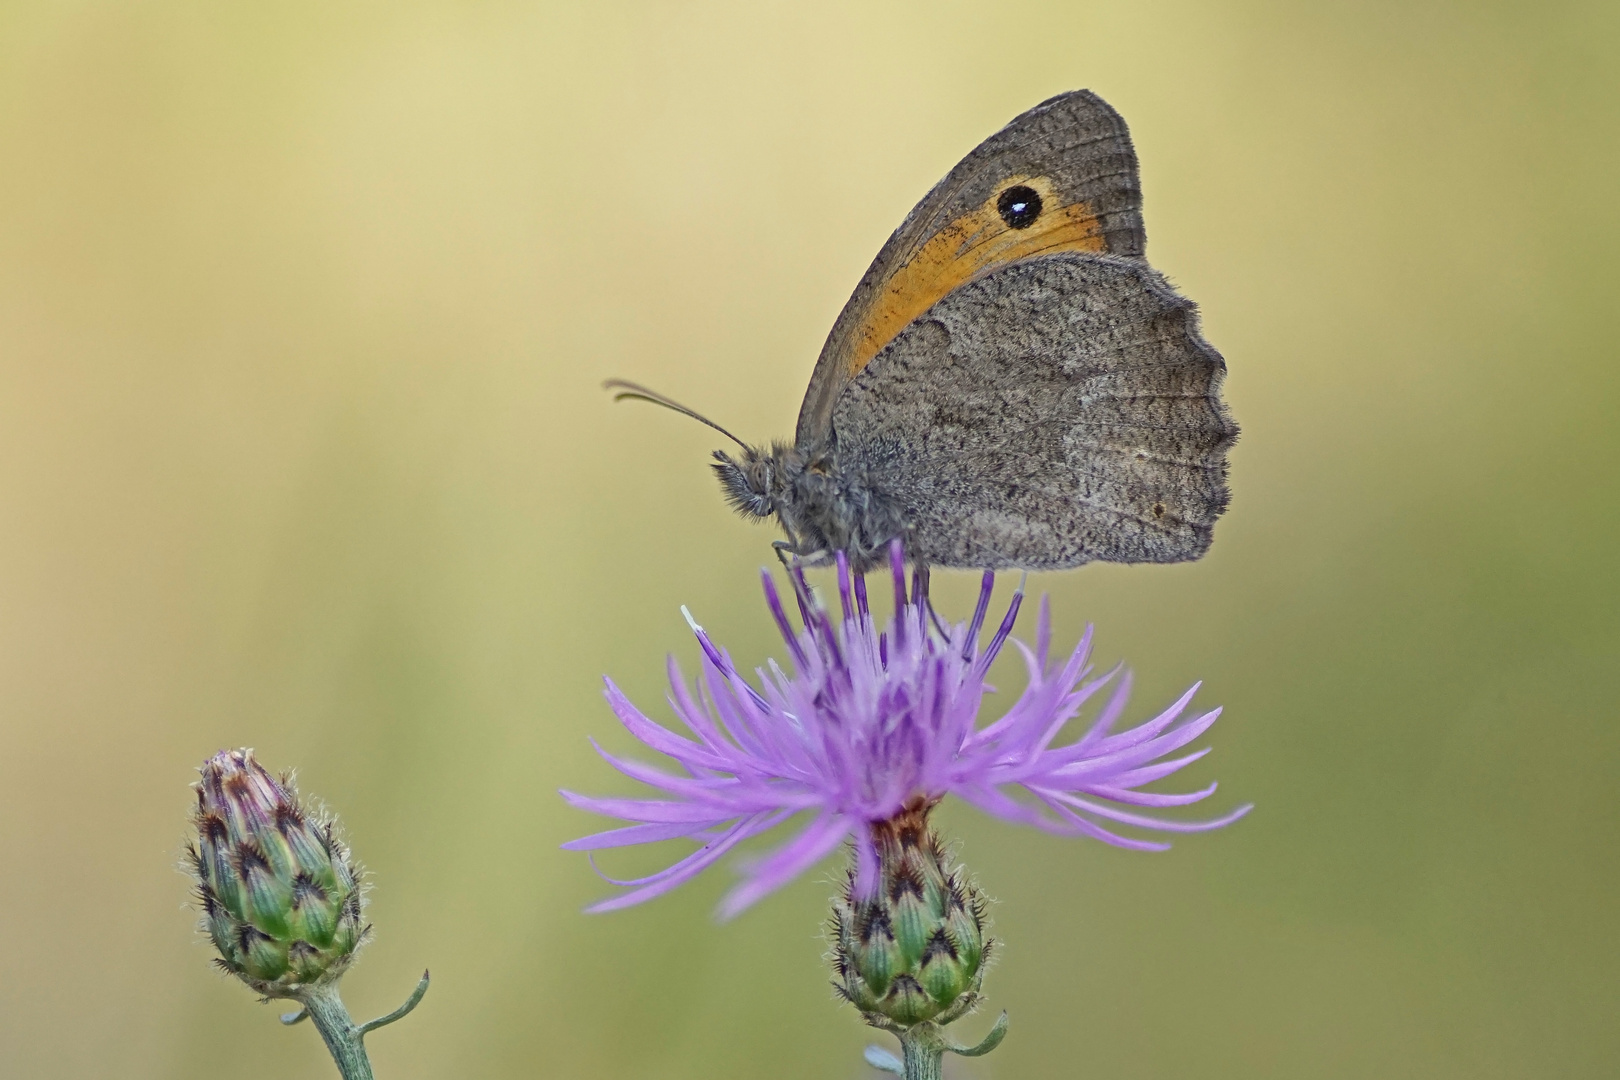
[563,542,1249,917]
[830,801,992,1027]
[186,749,368,995]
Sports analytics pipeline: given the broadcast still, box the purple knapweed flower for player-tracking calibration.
[563,542,1249,917]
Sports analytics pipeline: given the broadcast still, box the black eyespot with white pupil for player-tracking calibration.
[996,185,1042,229]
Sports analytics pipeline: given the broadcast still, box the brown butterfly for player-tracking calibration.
[611,90,1236,572]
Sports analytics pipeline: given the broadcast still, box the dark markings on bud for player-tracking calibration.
[274,802,305,835]
[921,927,958,964]
[233,842,270,880]
[286,940,325,980]
[883,973,934,1025]
[198,813,228,845]
[222,771,252,801]
[291,873,327,909]
[888,864,926,904]
[896,819,925,851]
[235,923,273,953]
[857,905,894,945]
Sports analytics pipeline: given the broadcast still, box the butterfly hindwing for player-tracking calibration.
[827,253,1236,570]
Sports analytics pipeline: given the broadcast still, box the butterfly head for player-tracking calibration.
[711,443,797,520]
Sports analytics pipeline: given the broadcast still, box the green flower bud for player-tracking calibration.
[186,749,367,997]
[830,801,992,1029]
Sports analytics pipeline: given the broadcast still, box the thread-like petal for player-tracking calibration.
[717,812,853,918]
[582,809,793,912]
[563,821,718,850]
[564,547,1246,913]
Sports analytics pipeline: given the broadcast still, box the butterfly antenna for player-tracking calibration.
[602,379,750,451]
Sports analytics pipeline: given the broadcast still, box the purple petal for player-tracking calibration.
[664,656,734,753]
[760,571,808,668]
[717,811,853,918]
[587,739,752,799]
[700,664,773,762]
[836,551,855,623]
[560,790,749,824]
[1081,781,1221,808]
[1071,667,1133,751]
[582,809,794,912]
[1034,596,1052,674]
[952,782,1067,834]
[1040,708,1223,784]
[973,586,1023,676]
[1040,788,1250,833]
[604,681,734,772]
[1088,748,1214,789]
[563,821,717,850]
[1030,791,1174,851]
[889,542,908,648]
[1089,684,1203,756]
[852,828,879,900]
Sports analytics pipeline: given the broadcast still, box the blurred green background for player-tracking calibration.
[2,1,1617,1077]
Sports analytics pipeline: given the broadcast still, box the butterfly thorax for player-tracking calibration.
[712,441,903,571]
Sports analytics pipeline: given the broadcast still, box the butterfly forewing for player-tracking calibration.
[795,90,1146,445]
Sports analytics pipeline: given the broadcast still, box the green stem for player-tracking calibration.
[898,1027,945,1080]
[868,1013,1008,1079]
[298,983,374,1080]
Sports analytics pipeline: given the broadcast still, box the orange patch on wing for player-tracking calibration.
[846,176,1106,377]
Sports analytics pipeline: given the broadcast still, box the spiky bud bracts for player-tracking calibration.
[186,749,368,997]
[830,800,992,1029]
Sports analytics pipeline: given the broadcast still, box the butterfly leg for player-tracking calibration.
[772,517,812,568]
[774,538,835,569]
[772,540,820,570]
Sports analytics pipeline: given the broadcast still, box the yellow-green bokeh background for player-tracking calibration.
[3,2,1617,1077]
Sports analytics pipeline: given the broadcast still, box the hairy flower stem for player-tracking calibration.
[898,1025,948,1080]
[282,972,430,1080]
[299,983,374,1080]
[864,1016,1009,1079]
